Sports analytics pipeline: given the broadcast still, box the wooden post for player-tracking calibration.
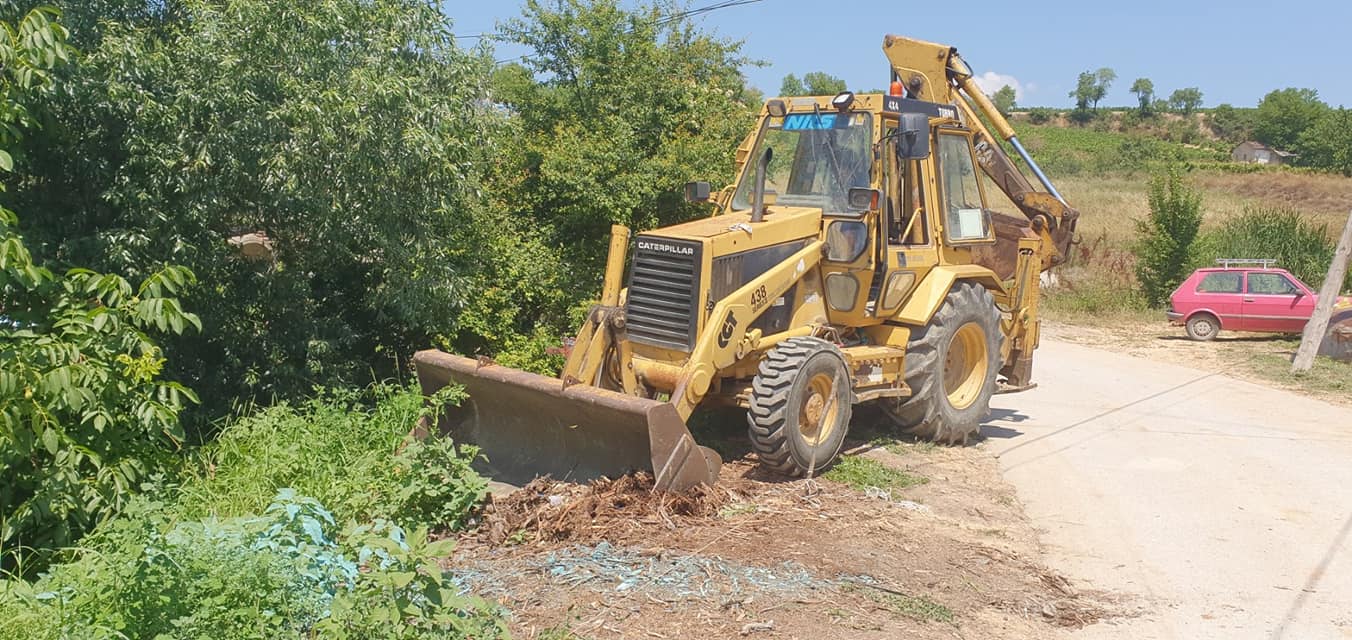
[1293,211,1352,373]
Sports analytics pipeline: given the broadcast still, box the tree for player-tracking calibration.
[1069,71,1096,111]
[497,0,755,323]
[1168,87,1204,115]
[1069,67,1114,115]
[1209,103,1254,143]
[1296,107,1352,175]
[802,71,846,96]
[992,85,1016,116]
[0,6,200,574]
[1130,77,1155,114]
[1254,87,1329,150]
[779,71,845,96]
[1135,170,1203,308]
[10,0,504,421]
[1093,67,1117,109]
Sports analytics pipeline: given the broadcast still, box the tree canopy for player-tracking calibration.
[1254,87,1329,151]
[779,71,846,97]
[992,85,1016,116]
[9,0,507,421]
[1167,87,1203,115]
[1130,78,1154,114]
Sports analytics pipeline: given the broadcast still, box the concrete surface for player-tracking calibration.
[984,338,1352,640]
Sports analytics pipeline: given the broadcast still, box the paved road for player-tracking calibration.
[984,339,1352,640]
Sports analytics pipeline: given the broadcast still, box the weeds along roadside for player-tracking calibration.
[0,384,507,639]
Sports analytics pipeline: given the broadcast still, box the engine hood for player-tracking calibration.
[640,206,824,256]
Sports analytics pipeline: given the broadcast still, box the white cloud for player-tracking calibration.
[971,71,1027,101]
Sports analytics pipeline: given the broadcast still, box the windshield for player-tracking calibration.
[731,111,873,214]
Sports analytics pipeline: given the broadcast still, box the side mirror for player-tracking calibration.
[896,112,930,160]
[846,187,880,211]
[683,181,711,203]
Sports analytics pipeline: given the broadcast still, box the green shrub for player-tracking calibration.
[1014,124,1223,176]
[1197,206,1339,287]
[1,211,200,574]
[0,491,506,639]
[1134,169,1203,308]
[176,384,487,530]
[1026,107,1055,124]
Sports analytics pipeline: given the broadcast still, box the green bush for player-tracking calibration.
[15,0,505,425]
[2,210,200,574]
[1134,169,1203,308]
[176,384,487,529]
[1015,124,1223,176]
[0,491,506,639]
[0,385,499,638]
[1197,206,1339,287]
[1026,107,1055,124]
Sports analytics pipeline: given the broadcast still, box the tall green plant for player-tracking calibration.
[1135,169,1203,308]
[1,210,200,573]
[1198,207,1338,287]
[0,5,201,574]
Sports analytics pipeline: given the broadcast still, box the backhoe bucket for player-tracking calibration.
[412,350,722,491]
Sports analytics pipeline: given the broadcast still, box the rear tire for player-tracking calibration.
[747,337,852,477]
[880,282,1002,444]
[1185,313,1220,341]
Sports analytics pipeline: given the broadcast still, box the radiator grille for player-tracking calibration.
[625,237,701,351]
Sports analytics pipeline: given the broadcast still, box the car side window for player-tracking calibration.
[1247,272,1299,295]
[1196,272,1241,293]
[1243,273,1297,294]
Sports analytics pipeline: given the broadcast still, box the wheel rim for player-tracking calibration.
[799,372,840,445]
[944,322,989,410]
[1193,318,1215,337]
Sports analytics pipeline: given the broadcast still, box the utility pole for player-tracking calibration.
[1293,210,1352,373]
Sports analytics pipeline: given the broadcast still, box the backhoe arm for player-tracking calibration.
[882,35,1079,270]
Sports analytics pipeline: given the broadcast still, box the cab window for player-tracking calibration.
[937,134,987,241]
[1196,272,1241,293]
[730,112,873,216]
[1247,272,1300,295]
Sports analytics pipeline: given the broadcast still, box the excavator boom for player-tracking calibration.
[883,35,1079,272]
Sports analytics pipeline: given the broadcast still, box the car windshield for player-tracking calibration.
[731,111,872,214]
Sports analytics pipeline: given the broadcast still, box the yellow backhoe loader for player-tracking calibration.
[414,35,1079,490]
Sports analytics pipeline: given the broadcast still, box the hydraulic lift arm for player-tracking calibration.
[882,35,1079,271]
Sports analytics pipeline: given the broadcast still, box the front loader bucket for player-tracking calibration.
[412,350,721,491]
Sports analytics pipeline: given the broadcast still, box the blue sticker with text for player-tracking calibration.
[781,113,838,131]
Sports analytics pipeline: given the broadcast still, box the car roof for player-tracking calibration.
[1194,267,1292,273]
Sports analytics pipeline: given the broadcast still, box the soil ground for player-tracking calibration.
[448,414,1128,640]
[1041,318,1352,407]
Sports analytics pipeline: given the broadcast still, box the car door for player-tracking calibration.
[1242,271,1310,332]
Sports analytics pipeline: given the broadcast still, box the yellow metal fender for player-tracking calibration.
[892,265,1005,327]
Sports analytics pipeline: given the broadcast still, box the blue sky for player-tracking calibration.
[445,0,1352,109]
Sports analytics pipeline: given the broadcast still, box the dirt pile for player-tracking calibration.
[476,472,731,546]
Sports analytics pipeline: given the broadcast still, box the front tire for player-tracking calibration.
[880,282,1002,444]
[747,337,852,477]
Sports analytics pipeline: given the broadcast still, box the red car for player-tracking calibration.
[1167,260,1352,341]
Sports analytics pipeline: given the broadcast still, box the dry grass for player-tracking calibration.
[1059,169,1352,244]
[1043,168,1352,316]
[1195,172,1352,221]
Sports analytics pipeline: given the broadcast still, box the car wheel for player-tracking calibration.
[1186,313,1219,341]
